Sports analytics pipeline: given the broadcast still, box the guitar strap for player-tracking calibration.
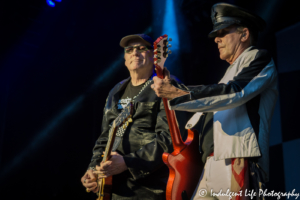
[111,79,153,152]
[112,137,122,151]
[185,112,203,129]
[112,128,125,151]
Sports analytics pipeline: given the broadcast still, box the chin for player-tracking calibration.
[129,65,142,71]
[219,55,226,60]
[219,54,229,61]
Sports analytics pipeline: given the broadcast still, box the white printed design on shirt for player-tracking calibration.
[117,97,132,110]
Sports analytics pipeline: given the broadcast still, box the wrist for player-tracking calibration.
[169,87,189,100]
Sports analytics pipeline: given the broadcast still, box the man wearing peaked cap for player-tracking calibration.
[152,3,278,199]
[80,33,185,199]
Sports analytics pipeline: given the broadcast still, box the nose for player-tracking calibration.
[132,48,139,55]
[214,36,221,44]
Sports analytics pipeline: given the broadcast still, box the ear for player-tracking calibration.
[241,28,250,43]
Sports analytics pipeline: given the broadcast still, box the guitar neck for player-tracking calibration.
[154,35,185,153]
[156,68,185,153]
[103,122,116,161]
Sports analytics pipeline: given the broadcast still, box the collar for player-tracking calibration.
[230,46,256,66]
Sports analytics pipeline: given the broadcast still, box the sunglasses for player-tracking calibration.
[124,45,152,54]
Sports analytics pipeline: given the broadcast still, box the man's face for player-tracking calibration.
[124,39,154,72]
[214,25,242,63]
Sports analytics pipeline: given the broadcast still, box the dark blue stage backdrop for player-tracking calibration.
[0,0,299,199]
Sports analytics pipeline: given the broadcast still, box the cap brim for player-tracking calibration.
[120,35,152,47]
[208,22,236,38]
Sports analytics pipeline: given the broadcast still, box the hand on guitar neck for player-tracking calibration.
[151,68,188,100]
[81,151,127,194]
[93,151,128,178]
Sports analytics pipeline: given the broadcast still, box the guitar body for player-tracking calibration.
[154,35,203,200]
[104,169,113,200]
[97,176,112,200]
[162,129,203,200]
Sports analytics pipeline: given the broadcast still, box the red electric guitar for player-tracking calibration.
[154,35,203,200]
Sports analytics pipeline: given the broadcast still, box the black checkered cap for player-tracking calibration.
[208,3,266,38]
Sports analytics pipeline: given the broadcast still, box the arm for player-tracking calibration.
[168,50,277,112]
[88,102,110,169]
[93,99,173,180]
[81,98,110,192]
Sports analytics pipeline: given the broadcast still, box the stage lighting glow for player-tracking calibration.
[162,0,179,51]
[93,54,124,86]
[0,95,84,179]
[46,0,61,7]
[0,55,124,180]
[46,0,55,7]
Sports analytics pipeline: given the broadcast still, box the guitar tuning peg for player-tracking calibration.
[169,38,172,41]
[123,124,126,129]
[168,44,172,48]
[128,118,132,123]
[168,50,172,54]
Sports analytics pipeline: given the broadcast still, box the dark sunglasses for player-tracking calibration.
[124,45,152,54]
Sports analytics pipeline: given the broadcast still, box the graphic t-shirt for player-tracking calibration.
[117,81,145,110]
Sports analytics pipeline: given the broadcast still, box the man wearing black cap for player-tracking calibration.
[152,3,278,200]
[80,34,183,199]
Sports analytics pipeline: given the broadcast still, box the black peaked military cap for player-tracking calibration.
[208,3,266,38]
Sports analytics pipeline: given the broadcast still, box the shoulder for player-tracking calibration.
[104,77,130,109]
[242,47,271,64]
[108,77,130,96]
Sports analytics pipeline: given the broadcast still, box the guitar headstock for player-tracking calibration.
[153,34,172,78]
